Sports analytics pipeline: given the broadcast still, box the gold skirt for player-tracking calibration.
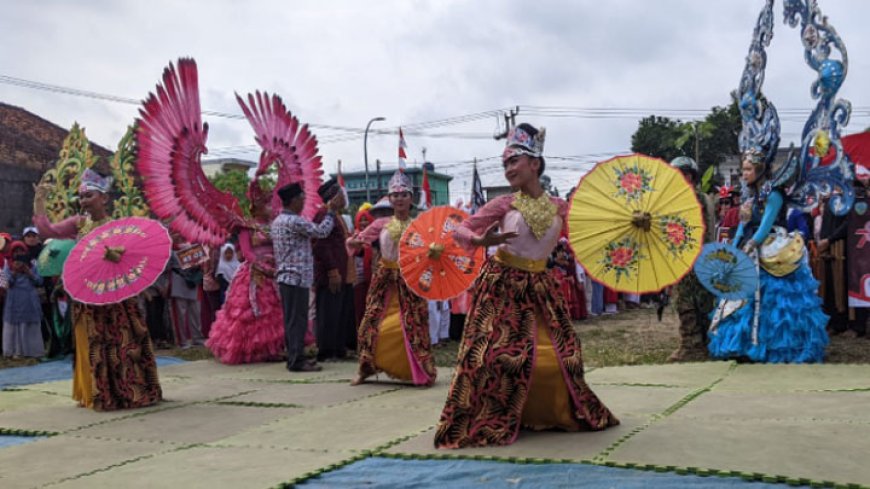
[373,291,413,381]
[521,312,581,431]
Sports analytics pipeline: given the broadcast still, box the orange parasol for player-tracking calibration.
[398,206,484,300]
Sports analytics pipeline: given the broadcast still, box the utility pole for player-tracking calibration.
[493,106,520,140]
[375,159,381,200]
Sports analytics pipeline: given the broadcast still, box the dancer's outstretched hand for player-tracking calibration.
[472,222,518,247]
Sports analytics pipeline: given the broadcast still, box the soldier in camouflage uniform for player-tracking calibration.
[668,157,717,362]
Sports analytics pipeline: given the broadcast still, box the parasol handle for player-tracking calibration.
[428,243,445,260]
[103,245,126,263]
[631,211,652,232]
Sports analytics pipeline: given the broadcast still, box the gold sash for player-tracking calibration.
[494,249,547,273]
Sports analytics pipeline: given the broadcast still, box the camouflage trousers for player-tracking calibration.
[673,271,715,354]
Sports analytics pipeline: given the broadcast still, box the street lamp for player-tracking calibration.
[364,117,386,202]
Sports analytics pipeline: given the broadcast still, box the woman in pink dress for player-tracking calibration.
[206,183,285,364]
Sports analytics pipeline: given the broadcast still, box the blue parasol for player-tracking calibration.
[694,243,758,300]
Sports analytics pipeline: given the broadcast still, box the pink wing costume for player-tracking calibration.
[136,59,323,364]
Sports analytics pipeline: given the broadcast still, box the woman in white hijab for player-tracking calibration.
[215,243,240,305]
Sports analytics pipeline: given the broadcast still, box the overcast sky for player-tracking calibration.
[2,0,868,201]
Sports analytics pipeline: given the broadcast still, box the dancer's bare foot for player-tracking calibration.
[350,373,367,386]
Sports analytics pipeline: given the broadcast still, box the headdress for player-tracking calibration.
[781,0,855,216]
[355,205,374,230]
[502,124,546,162]
[736,0,780,178]
[388,170,412,194]
[79,168,113,194]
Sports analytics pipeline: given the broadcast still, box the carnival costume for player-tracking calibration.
[206,183,285,364]
[707,0,853,363]
[435,125,617,449]
[351,171,436,386]
[34,169,162,410]
[135,59,325,365]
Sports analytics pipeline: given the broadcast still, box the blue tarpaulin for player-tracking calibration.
[0,356,185,390]
[299,457,806,489]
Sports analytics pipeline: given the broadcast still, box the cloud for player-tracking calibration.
[2,0,869,201]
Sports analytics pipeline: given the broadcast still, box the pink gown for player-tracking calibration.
[206,227,285,364]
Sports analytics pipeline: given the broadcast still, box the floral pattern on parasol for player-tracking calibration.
[613,164,655,203]
[568,153,705,293]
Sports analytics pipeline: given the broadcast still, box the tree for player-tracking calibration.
[630,116,684,163]
[209,169,251,217]
[630,98,741,182]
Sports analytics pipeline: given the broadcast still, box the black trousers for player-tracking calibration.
[280,284,310,369]
[316,283,355,360]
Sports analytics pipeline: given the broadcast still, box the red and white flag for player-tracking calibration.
[337,159,349,204]
[418,164,431,210]
[398,127,408,171]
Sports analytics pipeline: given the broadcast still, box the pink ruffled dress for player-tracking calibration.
[206,227,285,364]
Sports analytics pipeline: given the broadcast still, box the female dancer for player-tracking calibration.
[435,124,618,448]
[707,150,829,363]
[34,169,162,410]
[206,182,285,364]
[348,171,436,386]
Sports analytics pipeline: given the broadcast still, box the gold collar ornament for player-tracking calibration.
[511,191,557,240]
[385,216,412,243]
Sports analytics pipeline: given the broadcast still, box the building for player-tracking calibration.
[201,158,257,177]
[334,162,452,208]
[0,102,112,233]
[719,148,792,188]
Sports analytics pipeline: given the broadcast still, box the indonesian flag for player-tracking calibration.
[418,165,431,210]
[337,159,346,187]
[398,127,408,171]
[337,159,349,204]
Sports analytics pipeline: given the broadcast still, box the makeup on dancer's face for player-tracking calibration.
[503,154,535,186]
[389,191,411,210]
[741,159,757,185]
[78,189,108,213]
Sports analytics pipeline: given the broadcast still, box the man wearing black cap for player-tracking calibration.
[312,178,354,361]
[272,182,342,372]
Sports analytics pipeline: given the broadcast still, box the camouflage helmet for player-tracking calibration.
[670,156,698,173]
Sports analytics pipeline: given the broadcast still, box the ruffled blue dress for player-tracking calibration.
[707,190,829,363]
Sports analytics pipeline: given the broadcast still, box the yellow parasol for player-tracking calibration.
[567,154,704,293]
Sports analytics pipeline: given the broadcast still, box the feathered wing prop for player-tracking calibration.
[136,58,243,247]
[236,92,324,220]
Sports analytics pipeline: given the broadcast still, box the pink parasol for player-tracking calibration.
[62,217,172,305]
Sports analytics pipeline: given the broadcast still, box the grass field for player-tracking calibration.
[2,306,867,370]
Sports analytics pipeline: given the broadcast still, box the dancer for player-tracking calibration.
[348,170,436,386]
[33,169,162,410]
[707,0,831,363]
[135,59,328,365]
[206,182,285,364]
[435,124,618,448]
[707,145,830,362]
